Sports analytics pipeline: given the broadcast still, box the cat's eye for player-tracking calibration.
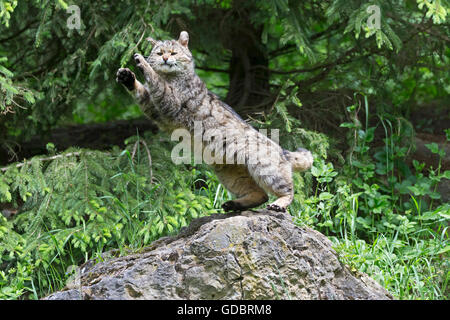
[157,52,163,56]
[171,52,177,55]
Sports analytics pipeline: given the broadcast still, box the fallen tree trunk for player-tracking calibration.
[0,118,158,165]
[44,210,393,300]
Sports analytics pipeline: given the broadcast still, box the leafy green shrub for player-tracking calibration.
[291,95,449,299]
[0,132,219,299]
[0,98,448,300]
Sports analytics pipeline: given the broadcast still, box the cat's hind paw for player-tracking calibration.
[222,201,244,212]
[266,204,286,212]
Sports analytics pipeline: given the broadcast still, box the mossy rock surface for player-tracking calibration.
[44,210,393,300]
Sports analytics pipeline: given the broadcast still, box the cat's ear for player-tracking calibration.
[146,37,157,46]
[178,31,189,47]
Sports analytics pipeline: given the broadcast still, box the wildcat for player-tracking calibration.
[116,31,313,212]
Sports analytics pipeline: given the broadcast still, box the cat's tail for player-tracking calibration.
[284,147,314,172]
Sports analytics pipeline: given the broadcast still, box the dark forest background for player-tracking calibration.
[0,0,448,299]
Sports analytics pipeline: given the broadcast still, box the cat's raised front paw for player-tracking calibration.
[133,53,144,64]
[116,68,135,91]
[133,53,149,72]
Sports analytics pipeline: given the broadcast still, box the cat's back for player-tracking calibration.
[195,90,250,131]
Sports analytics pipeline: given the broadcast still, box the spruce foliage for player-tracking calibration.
[0,133,220,298]
[0,0,449,300]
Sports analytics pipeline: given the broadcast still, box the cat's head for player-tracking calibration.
[146,31,194,76]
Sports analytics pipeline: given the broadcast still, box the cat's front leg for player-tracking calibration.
[116,68,151,105]
[133,53,157,84]
[133,53,181,112]
[133,53,166,99]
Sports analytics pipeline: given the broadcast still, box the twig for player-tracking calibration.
[0,151,110,172]
[131,140,153,183]
[386,13,450,43]
[0,20,39,43]
[130,27,147,53]
[196,66,229,73]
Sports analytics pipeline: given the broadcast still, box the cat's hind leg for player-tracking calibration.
[215,165,269,212]
[248,161,294,213]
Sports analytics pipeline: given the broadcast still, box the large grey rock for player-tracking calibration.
[44,210,393,300]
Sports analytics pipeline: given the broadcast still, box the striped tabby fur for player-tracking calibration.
[116,31,313,212]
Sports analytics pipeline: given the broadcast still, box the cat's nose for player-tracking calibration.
[162,55,169,62]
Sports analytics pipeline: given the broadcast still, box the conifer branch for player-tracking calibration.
[0,151,110,172]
